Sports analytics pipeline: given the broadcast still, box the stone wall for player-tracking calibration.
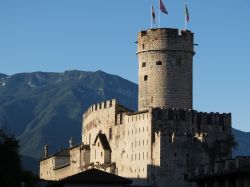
[40,100,232,187]
[150,107,232,187]
[82,99,117,145]
[40,144,90,181]
[40,157,54,180]
[193,157,250,187]
[137,28,194,110]
[111,110,152,185]
[83,99,153,186]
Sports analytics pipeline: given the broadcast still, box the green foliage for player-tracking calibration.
[202,134,238,163]
[0,129,21,187]
[232,129,250,156]
[20,170,38,187]
[0,129,38,186]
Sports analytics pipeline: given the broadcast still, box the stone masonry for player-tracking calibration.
[137,29,194,110]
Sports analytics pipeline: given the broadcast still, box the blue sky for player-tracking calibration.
[0,0,249,131]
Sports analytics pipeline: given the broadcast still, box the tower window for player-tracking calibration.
[177,58,182,66]
[144,75,148,81]
[156,61,162,65]
[109,128,112,140]
[89,134,91,144]
[142,62,146,67]
[142,44,145,49]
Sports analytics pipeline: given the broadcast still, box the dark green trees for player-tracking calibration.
[202,134,238,163]
[0,129,21,187]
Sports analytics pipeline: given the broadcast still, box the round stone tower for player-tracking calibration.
[137,28,194,110]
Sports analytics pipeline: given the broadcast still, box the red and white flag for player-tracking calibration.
[159,0,168,15]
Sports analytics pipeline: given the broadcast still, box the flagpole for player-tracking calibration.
[158,0,161,28]
[151,5,153,28]
[184,1,187,30]
[184,10,187,31]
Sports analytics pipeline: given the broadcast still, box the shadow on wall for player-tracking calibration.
[128,165,191,187]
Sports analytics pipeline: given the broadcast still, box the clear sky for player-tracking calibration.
[0,0,249,131]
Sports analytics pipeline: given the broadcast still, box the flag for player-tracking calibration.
[185,4,189,22]
[159,0,168,15]
[152,5,156,24]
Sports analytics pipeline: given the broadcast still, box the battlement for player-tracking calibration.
[83,99,117,119]
[152,108,231,129]
[137,28,194,55]
[138,28,193,38]
[194,156,250,178]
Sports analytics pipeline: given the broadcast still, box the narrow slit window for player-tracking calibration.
[109,128,112,140]
[142,62,146,68]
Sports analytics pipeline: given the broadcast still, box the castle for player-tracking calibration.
[39,28,232,187]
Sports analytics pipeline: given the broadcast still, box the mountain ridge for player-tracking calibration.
[0,70,137,160]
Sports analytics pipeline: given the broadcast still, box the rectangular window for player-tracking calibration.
[156,61,162,65]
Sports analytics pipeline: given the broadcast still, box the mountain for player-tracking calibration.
[0,70,138,161]
[0,70,249,174]
[232,128,250,157]
[0,73,7,79]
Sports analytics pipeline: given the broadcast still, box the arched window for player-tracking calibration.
[156,61,162,65]
[144,75,148,81]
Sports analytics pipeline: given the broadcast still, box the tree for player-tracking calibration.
[0,129,21,187]
[202,134,238,163]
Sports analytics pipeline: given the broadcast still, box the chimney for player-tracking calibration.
[44,144,48,158]
[58,146,64,152]
[69,137,73,148]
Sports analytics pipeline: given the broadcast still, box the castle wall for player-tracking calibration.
[82,99,117,145]
[40,157,54,180]
[69,146,81,175]
[193,157,250,187]
[40,156,70,181]
[82,148,90,167]
[40,144,91,181]
[110,110,152,184]
[82,100,153,186]
[150,108,232,187]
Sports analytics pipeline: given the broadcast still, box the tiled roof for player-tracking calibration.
[40,148,70,161]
